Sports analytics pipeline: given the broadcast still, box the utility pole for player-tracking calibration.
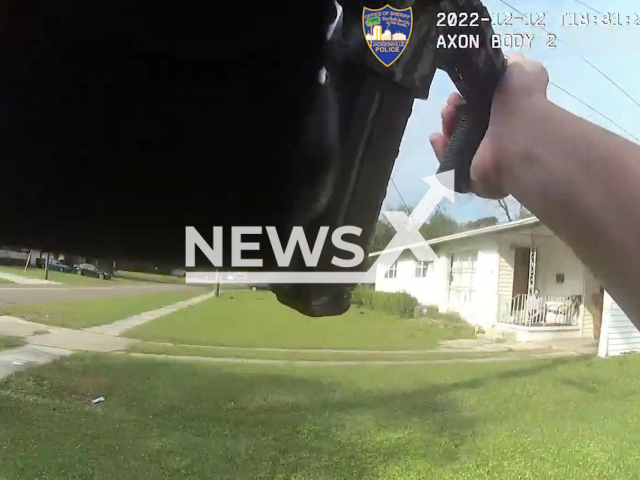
[23,250,32,274]
[44,251,50,280]
[214,268,221,297]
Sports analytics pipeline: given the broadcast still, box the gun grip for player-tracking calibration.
[435,101,490,194]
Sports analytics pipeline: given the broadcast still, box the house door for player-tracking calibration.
[512,247,531,297]
[448,250,478,317]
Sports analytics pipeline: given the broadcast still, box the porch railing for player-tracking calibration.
[497,294,582,327]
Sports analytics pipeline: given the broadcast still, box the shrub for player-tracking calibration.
[351,285,419,318]
[425,304,439,316]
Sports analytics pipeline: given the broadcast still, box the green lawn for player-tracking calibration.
[113,270,185,284]
[129,342,555,361]
[0,265,128,286]
[0,277,14,284]
[0,266,185,286]
[0,335,24,351]
[0,290,206,329]
[1,352,639,479]
[124,290,476,350]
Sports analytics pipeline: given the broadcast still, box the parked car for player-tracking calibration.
[170,268,186,277]
[72,263,111,280]
[47,259,73,273]
[226,272,248,283]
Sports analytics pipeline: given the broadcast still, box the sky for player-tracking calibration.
[379,0,640,222]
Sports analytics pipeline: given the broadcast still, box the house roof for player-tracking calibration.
[368,216,541,257]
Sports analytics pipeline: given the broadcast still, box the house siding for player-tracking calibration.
[582,306,594,340]
[497,245,514,299]
[599,292,640,357]
[373,239,499,326]
[428,237,499,327]
[580,267,603,340]
[374,250,442,307]
[0,248,40,266]
[534,240,584,298]
[475,246,500,326]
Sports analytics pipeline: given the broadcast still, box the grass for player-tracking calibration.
[0,265,124,286]
[124,290,476,350]
[0,335,24,351]
[1,352,639,479]
[0,277,14,284]
[113,270,185,284]
[0,290,206,329]
[129,342,556,361]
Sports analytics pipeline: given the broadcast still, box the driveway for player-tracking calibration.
[0,284,208,306]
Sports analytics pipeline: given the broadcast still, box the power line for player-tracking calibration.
[572,0,602,14]
[390,177,410,212]
[579,57,640,111]
[496,0,640,111]
[549,81,640,143]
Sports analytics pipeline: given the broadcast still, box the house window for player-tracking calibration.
[415,260,429,278]
[448,250,478,306]
[384,261,397,279]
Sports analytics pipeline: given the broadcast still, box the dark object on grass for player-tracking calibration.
[73,264,111,280]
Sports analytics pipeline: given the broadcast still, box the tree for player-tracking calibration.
[517,204,535,219]
[459,216,499,231]
[371,203,459,252]
[496,198,513,222]
[493,197,536,221]
[371,219,396,252]
[365,17,381,28]
[485,196,524,223]
[371,204,510,254]
[419,206,459,240]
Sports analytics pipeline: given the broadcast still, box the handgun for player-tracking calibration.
[271,0,508,316]
[0,0,506,318]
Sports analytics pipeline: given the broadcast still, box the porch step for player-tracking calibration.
[480,326,518,344]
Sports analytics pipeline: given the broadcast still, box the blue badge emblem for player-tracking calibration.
[363,5,413,67]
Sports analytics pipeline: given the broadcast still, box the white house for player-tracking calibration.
[0,247,42,266]
[371,216,639,358]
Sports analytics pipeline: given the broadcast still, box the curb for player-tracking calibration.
[123,351,579,366]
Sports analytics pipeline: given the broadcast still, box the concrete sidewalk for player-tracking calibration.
[126,350,577,366]
[85,290,217,336]
[439,336,598,355]
[0,271,61,285]
[0,316,142,380]
[0,289,215,380]
[0,344,74,379]
[0,283,207,306]
[0,315,139,351]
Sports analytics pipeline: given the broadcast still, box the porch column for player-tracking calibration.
[597,291,612,357]
[527,247,537,296]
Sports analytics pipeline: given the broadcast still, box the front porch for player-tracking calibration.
[499,293,582,327]
[494,225,602,342]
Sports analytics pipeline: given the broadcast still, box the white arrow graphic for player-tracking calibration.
[362,171,454,282]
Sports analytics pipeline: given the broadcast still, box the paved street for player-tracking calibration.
[0,284,209,306]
